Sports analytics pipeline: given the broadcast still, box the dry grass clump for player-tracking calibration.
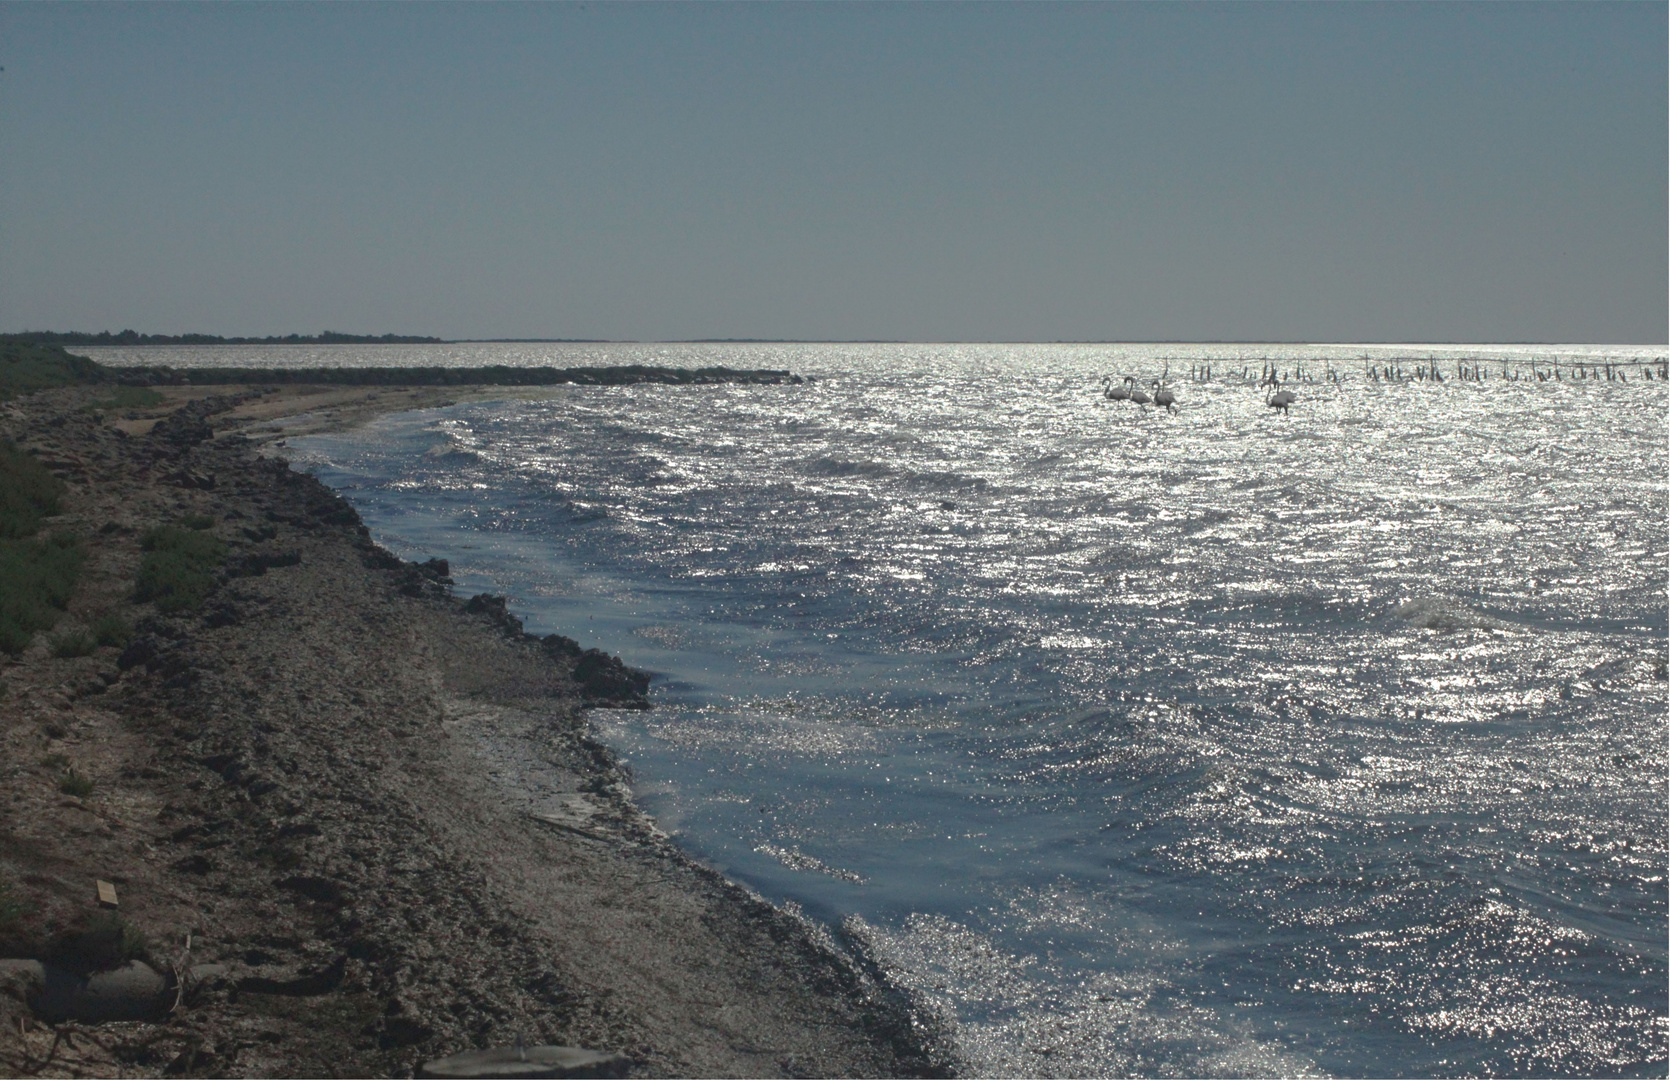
[57,768,95,799]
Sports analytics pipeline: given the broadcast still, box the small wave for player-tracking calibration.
[755,843,867,884]
[904,469,991,494]
[804,456,897,479]
[1180,508,1237,534]
[1394,597,1517,632]
[424,440,481,461]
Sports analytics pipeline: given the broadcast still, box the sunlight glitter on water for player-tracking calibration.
[243,342,1670,1077]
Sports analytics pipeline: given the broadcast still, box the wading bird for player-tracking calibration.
[1152,381,1177,413]
[1265,386,1297,415]
[1102,376,1131,402]
[1127,379,1152,408]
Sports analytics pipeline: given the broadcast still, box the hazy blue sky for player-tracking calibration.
[1,3,1663,342]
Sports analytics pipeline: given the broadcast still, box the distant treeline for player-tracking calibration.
[1,340,803,397]
[114,364,803,387]
[2,331,445,347]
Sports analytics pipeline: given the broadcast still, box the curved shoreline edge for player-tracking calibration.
[0,384,954,1078]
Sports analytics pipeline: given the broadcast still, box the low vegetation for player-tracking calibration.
[90,612,132,648]
[0,340,111,400]
[0,441,85,653]
[49,911,150,972]
[0,876,27,934]
[58,768,95,798]
[91,384,165,410]
[98,363,803,387]
[49,627,97,658]
[0,438,65,538]
[2,330,443,346]
[135,524,227,612]
[0,532,86,655]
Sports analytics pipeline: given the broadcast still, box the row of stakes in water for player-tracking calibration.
[1179,359,1668,385]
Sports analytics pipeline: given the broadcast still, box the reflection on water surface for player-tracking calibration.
[262,342,1668,1077]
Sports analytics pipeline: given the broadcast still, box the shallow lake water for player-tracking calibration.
[99,342,1669,1076]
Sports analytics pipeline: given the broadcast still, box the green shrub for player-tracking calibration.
[135,525,226,612]
[178,512,216,530]
[0,445,82,655]
[90,385,165,410]
[0,532,86,656]
[90,612,132,648]
[50,628,96,658]
[116,918,149,964]
[48,912,150,973]
[39,753,69,771]
[0,877,28,933]
[0,620,31,657]
[59,769,95,798]
[0,342,110,401]
[0,440,65,539]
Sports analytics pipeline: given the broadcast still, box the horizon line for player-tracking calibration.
[21,335,1668,348]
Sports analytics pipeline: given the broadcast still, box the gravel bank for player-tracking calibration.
[0,386,950,1078]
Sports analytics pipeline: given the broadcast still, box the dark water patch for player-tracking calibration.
[803,456,898,480]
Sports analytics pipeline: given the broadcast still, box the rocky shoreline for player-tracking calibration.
[0,386,950,1078]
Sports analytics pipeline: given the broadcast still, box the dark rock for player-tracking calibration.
[418,1045,633,1079]
[162,666,201,690]
[203,602,242,629]
[573,649,652,706]
[199,753,244,782]
[0,959,44,1007]
[396,565,450,598]
[237,954,346,997]
[308,496,362,528]
[541,634,583,660]
[117,635,160,671]
[378,1013,436,1050]
[172,853,215,875]
[150,412,215,448]
[231,548,301,576]
[535,634,649,705]
[465,594,524,637]
[277,875,350,906]
[168,469,217,490]
[360,544,405,571]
